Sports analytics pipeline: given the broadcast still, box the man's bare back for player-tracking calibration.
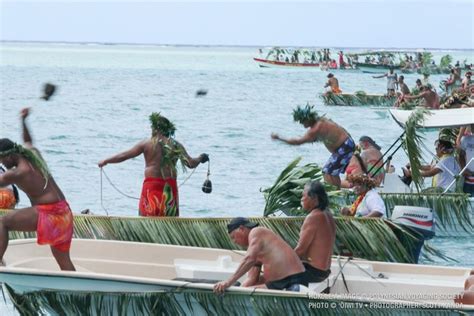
[296,210,335,271]
[249,227,305,282]
[310,119,349,153]
[420,90,440,109]
[7,160,64,205]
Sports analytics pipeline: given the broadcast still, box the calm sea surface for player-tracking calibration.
[0,43,473,314]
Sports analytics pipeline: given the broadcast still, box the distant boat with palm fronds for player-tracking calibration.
[253,57,321,69]
[321,91,396,107]
[1,239,472,315]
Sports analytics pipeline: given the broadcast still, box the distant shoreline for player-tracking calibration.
[1,40,473,52]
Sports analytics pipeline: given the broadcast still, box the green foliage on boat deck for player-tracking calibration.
[262,157,472,236]
[5,284,470,316]
[321,92,396,107]
[0,209,418,263]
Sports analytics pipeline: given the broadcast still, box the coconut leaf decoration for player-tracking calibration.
[320,92,403,107]
[6,283,471,316]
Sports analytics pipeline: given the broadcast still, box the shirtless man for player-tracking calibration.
[323,73,342,95]
[0,108,75,270]
[373,68,398,97]
[295,181,335,283]
[271,104,355,188]
[213,217,306,293]
[394,75,411,107]
[461,72,472,91]
[359,136,384,185]
[99,112,208,217]
[403,85,440,109]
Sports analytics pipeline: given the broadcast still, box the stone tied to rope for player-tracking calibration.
[41,83,57,101]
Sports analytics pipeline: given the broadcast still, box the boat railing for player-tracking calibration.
[443,157,474,194]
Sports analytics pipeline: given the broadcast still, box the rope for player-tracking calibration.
[178,167,197,188]
[99,168,109,216]
[101,168,139,200]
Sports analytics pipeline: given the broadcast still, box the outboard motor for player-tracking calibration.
[391,206,435,263]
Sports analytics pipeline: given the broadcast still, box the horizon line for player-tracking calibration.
[1,40,473,51]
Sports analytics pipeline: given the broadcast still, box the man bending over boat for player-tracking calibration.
[271,104,355,188]
[403,84,440,109]
[213,217,307,294]
[295,181,335,283]
[98,112,208,217]
[0,108,75,271]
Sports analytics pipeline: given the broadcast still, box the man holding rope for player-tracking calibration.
[0,108,75,270]
[98,112,209,217]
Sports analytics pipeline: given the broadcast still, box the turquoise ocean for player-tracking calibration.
[0,43,473,314]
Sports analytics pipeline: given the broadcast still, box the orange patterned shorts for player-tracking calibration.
[0,188,16,209]
[36,200,74,252]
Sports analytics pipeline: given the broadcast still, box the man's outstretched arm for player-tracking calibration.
[98,142,145,168]
[20,108,33,148]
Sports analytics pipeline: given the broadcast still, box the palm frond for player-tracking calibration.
[402,109,430,192]
[0,210,423,263]
[320,92,397,107]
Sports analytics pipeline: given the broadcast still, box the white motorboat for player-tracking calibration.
[0,239,472,315]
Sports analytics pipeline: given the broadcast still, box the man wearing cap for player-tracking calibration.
[403,84,440,109]
[295,181,335,283]
[271,104,355,188]
[213,217,307,294]
[323,73,342,96]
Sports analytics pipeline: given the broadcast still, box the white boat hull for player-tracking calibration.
[253,58,321,69]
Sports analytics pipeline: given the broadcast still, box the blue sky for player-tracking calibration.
[1,0,473,49]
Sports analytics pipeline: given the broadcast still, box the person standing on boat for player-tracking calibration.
[0,108,75,271]
[403,84,440,109]
[457,124,474,196]
[373,68,398,97]
[323,73,342,95]
[338,51,344,68]
[271,104,355,188]
[98,112,208,217]
[295,181,335,283]
[213,217,307,293]
[394,75,411,107]
[461,71,472,91]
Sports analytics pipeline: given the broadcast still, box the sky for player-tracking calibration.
[0,0,473,49]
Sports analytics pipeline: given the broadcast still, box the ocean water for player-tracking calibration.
[0,43,473,314]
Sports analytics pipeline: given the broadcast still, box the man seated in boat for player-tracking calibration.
[403,84,440,109]
[98,112,209,217]
[0,108,75,271]
[271,104,355,188]
[213,217,307,293]
[340,174,387,218]
[0,165,19,209]
[329,60,338,69]
[323,73,342,95]
[404,137,460,192]
[294,181,335,284]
